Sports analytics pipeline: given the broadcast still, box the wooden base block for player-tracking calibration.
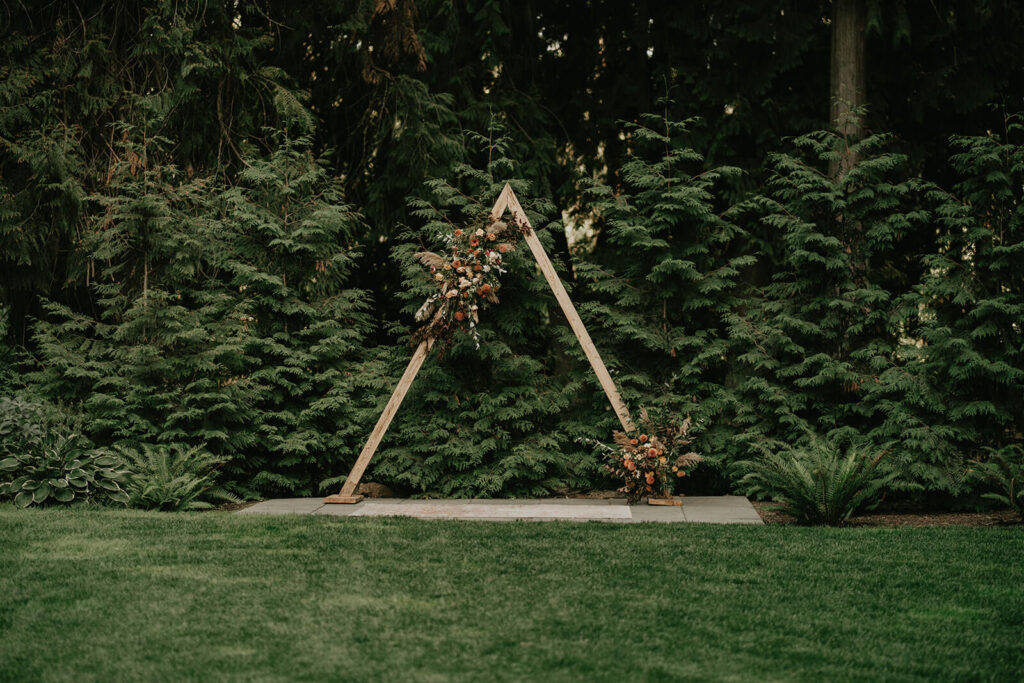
[647,497,683,506]
[323,494,364,504]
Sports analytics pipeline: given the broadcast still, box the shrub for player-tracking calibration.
[736,435,896,525]
[117,443,239,511]
[973,445,1024,520]
[0,397,129,508]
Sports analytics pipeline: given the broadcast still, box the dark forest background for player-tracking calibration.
[2,0,1022,504]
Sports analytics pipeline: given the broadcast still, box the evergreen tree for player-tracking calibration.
[724,126,940,488]
[576,108,754,491]
[349,128,596,497]
[31,130,373,497]
[896,113,1024,491]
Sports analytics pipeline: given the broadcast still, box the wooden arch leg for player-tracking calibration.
[324,338,434,503]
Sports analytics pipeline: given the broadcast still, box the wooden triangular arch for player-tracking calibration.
[325,184,634,503]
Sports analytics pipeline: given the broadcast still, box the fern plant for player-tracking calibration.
[736,435,896,525]
[972,445,1024,520]
[117,443,239,511]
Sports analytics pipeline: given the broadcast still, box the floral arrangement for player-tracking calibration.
[411,217,522,348]
[599,408,702,503]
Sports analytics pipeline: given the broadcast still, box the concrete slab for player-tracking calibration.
[348,501,631,520]
[240,496,762,524]
[237,498,325,515]
[682,496,763,525]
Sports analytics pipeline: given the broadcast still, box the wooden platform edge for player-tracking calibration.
[323,494,364,504]
[647,497,683,506]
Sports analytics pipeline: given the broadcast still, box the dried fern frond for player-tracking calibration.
[639,406,651,424]
[678,416,692,435]
[675,452,702,469]
[414,298,437,322]
[613,431,633,450]
[414,251,447,269]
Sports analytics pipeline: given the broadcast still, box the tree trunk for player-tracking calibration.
[829,0,867,178]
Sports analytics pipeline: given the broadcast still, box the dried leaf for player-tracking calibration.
[613,431,633,449]
[414,251,447,269]
[678,416,692,435]
[414,299,436,322]
[674,452,702,468]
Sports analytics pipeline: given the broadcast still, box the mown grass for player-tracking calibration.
[1,509,1022,682]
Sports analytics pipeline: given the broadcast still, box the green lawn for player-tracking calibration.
[1,510,1021,682]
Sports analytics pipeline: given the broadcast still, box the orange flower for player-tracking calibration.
[625,460,637,471]
[639,434,648,442]
[455,311,465,321]
[645,473,655,485]
[630,438,639,446]
[454,229,463,237]
[480,283,491,294]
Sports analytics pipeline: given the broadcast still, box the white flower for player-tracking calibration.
[475,228,485,237]
[483,265,490,272]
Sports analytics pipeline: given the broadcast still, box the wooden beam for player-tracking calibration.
[500,184,635,432]
[327,183,635,504]
[324,337,434,503]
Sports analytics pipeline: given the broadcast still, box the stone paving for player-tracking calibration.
[237,495,762,524]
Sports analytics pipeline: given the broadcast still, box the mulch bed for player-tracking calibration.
[752,501,1022,527]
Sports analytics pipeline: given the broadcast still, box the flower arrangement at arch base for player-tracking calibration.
[597,408,702,504]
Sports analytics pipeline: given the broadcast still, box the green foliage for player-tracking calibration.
[736,434,896,525]
[117,443,238,511]
[900,115,1024,481]
[30,130,373,498]
[973,445,1024,520]
[4,0,1024,505]
[357,127,596,497]
[722,125,960,492]
[576,108,753,490]
[0,396,129,507]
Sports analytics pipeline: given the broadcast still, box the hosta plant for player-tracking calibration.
[973,445,1024,520]
[117,443,239,511]
[0,434,129,507]
[736,436,896,526]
